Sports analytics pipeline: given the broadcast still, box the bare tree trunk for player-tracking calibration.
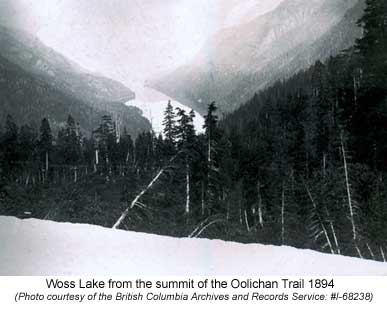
[355,245,363,259]
[115,117,121,143]
[208,131,211,165]
[329,222,341,255]
[281,183,285,245]
[113,168,165,229]
[353,76,357,105]
[45,152,49,172]
[251,204,257,232]
[45,151,49,180]
[73,166,78,183]
[380,247,386,262]
[258,207,264,229]
[239,197,243,225]
[257,180,264,228]
[201,182,205,216]
[341,136,363,258]
[185,162,190,215]
[189,216,226,238]
[112,154,179,229]
[366,243,375,260]
[94,149,99,172]
[323,153,326,179]
[341,136,357,241]
[322,160,341,254]
[244,210,250,232]
[304,181,334,254]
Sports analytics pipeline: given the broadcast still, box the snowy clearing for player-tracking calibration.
[0,216,387,276]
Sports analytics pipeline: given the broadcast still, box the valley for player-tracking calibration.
[0,0,386,270]
[126,85,204,134]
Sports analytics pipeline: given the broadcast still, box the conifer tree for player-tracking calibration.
[176,108,196,215]
[63,115,82,165]
[162,100,177,155]
[94,115,117,167]
[354,0,387,168]
[120,128,134,165]
[176,108,195,148]
[39,118,52,175]
[356,0,387,87]
[2,115,19,173]
[203,102,222,214]
[19,124,37,163]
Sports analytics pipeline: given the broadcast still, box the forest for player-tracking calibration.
[0,0,386,261]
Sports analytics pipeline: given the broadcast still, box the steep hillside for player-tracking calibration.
[0,25,135,106]
[0,26,150,135]
[0,56,149,136]
[151,0,364,114]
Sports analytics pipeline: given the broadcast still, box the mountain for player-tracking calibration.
[0,56,149,136]
[150,0,365,114]
[0,26,150,135]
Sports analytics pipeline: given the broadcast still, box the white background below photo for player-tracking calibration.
[0,216,386,276]
[0,276,386,310]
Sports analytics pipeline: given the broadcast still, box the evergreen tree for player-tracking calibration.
[94,115,117,167]
[175,108,197,215]
[83,136,97,168]
[120,127,134,165]
[134,133,148,174]
[1,115,19,173]
[162,100,177,155]
[19,124,38,164]
[203,102,222,214]
[203,102,220,166]
[175,108,196,148]
[356,0,387,87]
[354,0,387,169]
[154,133,165,168]
[60,115,83,165]
[39,118,52,173]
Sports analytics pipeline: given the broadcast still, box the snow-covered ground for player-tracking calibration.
[1,216,387,276]
[126,85,204,134]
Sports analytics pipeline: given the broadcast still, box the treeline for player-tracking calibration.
[0,97,239,238]
[0,114,136,182]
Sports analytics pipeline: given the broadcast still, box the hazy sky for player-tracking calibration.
[0,0,284,87]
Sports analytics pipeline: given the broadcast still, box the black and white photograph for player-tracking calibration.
[0,0,387,276]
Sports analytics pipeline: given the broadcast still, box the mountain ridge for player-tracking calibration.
[150,0,365,114]
[0,26,150,136]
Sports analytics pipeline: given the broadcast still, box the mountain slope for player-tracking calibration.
[0,25,136,106]
[151,0,365,114]
[0,26,150,135]
[1,216,386,275]
[0,56,149,136]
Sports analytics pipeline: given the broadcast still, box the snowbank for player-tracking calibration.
[0,216,386,276]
